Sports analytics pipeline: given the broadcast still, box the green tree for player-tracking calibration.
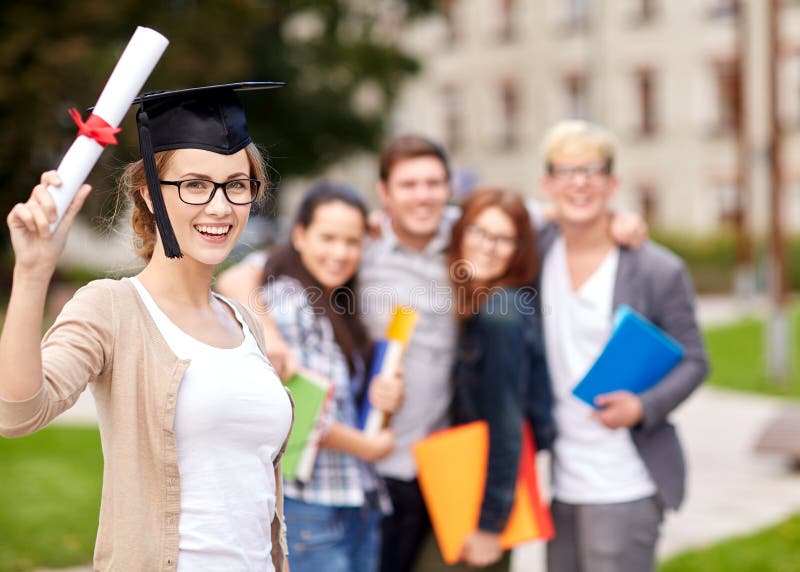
[0,0,434,281]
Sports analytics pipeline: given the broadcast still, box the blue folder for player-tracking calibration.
[358,340,389,429]
[572,305,684,408]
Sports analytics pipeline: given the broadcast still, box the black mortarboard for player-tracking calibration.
[133,82,282,258]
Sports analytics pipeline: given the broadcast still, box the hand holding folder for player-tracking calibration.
[413,422,553,565]
[572,305,684,408]
[360,306,417,435]
[282,370,334,482]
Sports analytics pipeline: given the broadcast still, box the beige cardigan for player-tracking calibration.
[0,278,293,571]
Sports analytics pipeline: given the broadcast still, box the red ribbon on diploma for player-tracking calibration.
[68,108,121,147]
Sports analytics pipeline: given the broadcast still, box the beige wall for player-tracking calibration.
[378,0,800,235]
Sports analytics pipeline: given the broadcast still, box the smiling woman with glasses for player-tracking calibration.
[0,83,294,572]
[444,188,555,570]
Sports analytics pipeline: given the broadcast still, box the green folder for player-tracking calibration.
[282,371,333,482]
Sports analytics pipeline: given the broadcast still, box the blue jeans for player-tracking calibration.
[285,496,381,572]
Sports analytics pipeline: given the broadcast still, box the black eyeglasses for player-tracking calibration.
[159,178,261,205]
[465,224,518,252]
[546,163,611,181]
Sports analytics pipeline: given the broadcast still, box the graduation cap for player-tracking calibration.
[133,82,282,258]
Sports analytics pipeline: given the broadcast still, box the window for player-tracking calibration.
[499,79,521,149]
[790,182,800,232]
[498,0,517,42]
[780,51,800,129]
[441,0,459,46]
[713,181,741,225]
[711,59,742,135]
[564,72,590,120]
[708,0,739,19]
[637,183,658,224]
[639,0,657,21]
[634,68,658,137]
[564,0,591,31]
[632,0,658,24]
[442,84,463,151]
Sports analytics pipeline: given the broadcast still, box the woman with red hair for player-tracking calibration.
[446,188,554,570]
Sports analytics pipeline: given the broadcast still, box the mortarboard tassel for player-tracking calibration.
[137,110,183,259]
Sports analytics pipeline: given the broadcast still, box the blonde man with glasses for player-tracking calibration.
[536,120,708,572]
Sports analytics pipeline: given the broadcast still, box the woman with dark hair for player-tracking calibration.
[446,188,555,570]
[255,181,403,572]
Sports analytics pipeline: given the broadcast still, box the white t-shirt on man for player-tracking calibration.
[542,238,656,504]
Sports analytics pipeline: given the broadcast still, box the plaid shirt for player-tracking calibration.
[263,276,385,508]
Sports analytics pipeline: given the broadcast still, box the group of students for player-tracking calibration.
[216,125,709,572]
[0,80,708,572]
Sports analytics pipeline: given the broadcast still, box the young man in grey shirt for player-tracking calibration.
[358,136,457,572]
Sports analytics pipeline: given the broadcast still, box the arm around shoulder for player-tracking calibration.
[215,254,266,310]
[218,259,300,379]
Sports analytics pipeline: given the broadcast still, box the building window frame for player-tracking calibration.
[636,182,659,224]
[709,57,742,137]
[498,78,521,150]
[441,0,459,46]
[630,0,658,25]
[561,0,592,33]
[707,0,740,19]
[633,67,658,138]
[498,0,517,42]
[442,83,463,152]
[563,71,590,120]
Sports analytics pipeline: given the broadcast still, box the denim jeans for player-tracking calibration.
[285,496,381,572]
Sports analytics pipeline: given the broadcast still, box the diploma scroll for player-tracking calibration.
[48,26,169,230]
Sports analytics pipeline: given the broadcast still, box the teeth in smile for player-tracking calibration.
[195,225,230,235]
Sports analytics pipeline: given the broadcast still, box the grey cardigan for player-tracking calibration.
[538,224,709,510]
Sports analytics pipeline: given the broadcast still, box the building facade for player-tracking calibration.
[388,0,800,234]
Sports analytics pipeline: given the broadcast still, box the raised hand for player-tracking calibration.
[7,171,92,279]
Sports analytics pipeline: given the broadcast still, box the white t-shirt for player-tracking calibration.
[130,277,292,571]
[542,238,657,504]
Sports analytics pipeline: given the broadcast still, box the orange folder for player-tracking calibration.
[412,421,554,565]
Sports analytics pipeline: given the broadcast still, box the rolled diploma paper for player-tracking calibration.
[48,26,169,230]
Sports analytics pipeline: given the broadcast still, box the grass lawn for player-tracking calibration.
[0,304,797,570]
[0,426,102,572]
[659,514,800,571]
[659,307,800,569]
[704,307,800,399]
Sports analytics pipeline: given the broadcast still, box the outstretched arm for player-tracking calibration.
[0,171,92,403]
